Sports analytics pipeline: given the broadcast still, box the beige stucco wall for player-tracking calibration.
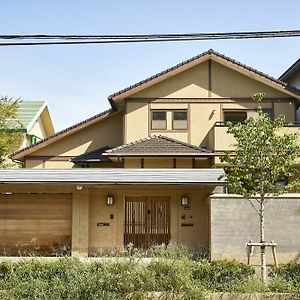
[274,102,295,122]
[129,61,209,98]
[88,185,213,252]
[125,103,148,143]
[210,61,290,98]
[35,113,122,156]
[24,113,123,168]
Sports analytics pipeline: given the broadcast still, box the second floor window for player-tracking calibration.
[224,111,247,124]
[151,111,167,130]
[173,111,188,130]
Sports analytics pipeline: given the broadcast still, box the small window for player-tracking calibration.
[262,108,273,119]
[173,111,188,130]
[151,111,167,130]
[224,111,247,124]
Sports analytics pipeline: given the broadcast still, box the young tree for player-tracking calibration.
[220,93,300,283]
[0,96,23,168]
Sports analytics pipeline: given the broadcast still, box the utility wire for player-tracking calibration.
[0,30,299,46]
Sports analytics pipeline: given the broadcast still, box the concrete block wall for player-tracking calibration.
[210,194,300,264]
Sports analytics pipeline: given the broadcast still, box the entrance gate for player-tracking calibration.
[124,196,170,248]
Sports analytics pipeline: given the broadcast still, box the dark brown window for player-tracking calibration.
[172,111,188,130]
[151,111,167,130]
[224,111,247,124]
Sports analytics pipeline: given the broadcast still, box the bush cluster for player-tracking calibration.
[0,244,299,299]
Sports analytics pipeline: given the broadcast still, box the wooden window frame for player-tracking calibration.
[172,110,188,130]
[151,110,167,130]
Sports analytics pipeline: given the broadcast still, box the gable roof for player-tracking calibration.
[105,135,211,156]
[108,49,300,102]
[17,100,55,136]
[11,108,116,161]
[17,101,46,129]
[279,58,300,82]
[71,146,112,163]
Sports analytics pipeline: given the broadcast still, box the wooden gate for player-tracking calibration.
[124,196,170,248]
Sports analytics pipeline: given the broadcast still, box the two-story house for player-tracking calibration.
[1,49,300,263]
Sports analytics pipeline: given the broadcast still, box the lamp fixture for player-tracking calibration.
[106,195,114,206]
[76,185,83,191]
[181,196,189,206]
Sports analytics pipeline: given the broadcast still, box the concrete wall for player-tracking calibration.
[210,194,300,263]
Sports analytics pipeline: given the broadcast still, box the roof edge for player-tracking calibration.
[108,49,300,102]
[11,108,116,160]
[279,58,300,81]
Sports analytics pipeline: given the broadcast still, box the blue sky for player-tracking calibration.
[0,0,300,130]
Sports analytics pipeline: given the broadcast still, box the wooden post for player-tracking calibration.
[271,240,279,268]
[246,241,278,267]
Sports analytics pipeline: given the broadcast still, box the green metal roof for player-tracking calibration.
[17,101,45,129]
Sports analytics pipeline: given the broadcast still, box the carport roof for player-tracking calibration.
[0,168,224,185]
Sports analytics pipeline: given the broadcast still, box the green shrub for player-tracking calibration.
[269,262,300,284]
[192,259,255,291]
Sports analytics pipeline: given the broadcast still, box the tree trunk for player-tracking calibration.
[260,196,267,283]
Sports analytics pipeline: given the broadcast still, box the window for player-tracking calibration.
[151,111,167,130]
[262,108,273,119]
[224,111,247,124]
[173,111,188,130]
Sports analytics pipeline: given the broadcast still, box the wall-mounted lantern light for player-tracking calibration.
[181,196,189,206]
[76,185,83,191]
[106,195,114,206]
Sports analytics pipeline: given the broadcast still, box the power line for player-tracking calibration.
[0,30,299,46]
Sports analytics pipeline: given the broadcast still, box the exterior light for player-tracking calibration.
[76,185,83,191]
[106,195,114,206]
[181,196,189,206]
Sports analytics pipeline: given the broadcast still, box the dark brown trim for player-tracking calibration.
[141,158,144,168]
[188,103,191,143]
[173,158,176,168]
[147,103,151,136]
[192,158,196,168]
[150,110,167,130]
[106,153,216,157]
[171,110,188,130]
[150,130,189,133]
[123,104,127,144]
[220,104,224,122]
[25,156,73,161]
[125,97,296,103]
[208,59,212,97]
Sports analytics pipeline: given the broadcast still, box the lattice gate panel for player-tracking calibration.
[124,196,170,248]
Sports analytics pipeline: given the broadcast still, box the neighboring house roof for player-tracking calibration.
[18,101,45,129]
[11,108,116,160]
[71,146,112,163]
[108,49,300,102]
[17,100,55,136]
[105,135,211,156]
[279,58,300,82]
[0,168,224,185]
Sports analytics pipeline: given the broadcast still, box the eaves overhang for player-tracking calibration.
[0,168,224,185]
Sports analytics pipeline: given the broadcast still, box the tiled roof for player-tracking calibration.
[105,135,210,155]
[11,108,115,160]
[17,101,46,128]
[279,58,300,81]
[71,146,112,163]
[108,49,300,101]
